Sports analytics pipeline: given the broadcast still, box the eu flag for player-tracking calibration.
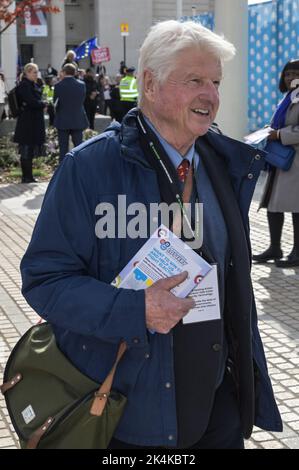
[74,37,98,60]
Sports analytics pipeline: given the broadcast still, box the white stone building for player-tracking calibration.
[0,0,249,138]
[12,0,214,75]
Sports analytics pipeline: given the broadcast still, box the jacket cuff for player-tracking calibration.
[108,288,149,349]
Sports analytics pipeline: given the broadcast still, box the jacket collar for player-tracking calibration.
[107,108,265,180]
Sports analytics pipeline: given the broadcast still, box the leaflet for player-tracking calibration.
[111,225,212,298]
[183,265,221,324]
[244,127,271,145]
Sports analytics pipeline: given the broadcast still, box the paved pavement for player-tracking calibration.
[0,174,298,449]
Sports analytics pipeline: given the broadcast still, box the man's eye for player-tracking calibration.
[188,79,202,87]
[213,81,220,87]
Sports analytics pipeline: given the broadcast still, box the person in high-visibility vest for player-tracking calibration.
[119,67,138,120]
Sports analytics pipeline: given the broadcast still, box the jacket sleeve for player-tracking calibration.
[20,153,148,349]
[280,103,299,146]
[280,124,299,146]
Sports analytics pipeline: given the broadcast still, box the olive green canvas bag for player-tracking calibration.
[0,322,127,449]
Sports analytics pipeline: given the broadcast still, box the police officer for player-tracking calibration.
[119,66,138,120]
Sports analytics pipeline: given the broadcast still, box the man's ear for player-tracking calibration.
[143,70,157,102]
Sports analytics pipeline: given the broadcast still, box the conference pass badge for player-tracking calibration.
[183,264,221,324]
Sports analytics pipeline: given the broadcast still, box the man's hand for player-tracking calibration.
[145,272,195,334]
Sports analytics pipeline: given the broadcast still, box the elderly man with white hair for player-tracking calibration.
[20,21,282,449]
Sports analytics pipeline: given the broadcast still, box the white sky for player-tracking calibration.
[248,0,271,4]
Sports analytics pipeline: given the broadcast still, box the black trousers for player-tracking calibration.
[108,370,244,450]
[57,129,83,163]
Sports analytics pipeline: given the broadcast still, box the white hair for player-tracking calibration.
[138,20,236,104]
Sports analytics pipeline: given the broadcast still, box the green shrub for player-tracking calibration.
[0,127,99,177]
[0,135,19,169]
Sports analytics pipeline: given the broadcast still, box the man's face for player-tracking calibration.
[146,48,222,148]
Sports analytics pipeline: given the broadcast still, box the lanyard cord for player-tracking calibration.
[136,111,213,261]
[137,112,196,237]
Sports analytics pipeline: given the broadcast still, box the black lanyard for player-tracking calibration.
[136,111,215,263]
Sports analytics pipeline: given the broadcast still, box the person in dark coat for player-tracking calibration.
[13,62,47,183]
[46,64,58,77]
[20,21,282,449]
[84,68,98,129]
[109,74,123,123]
[53,63,89,163]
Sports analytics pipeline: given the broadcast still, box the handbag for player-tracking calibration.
[0,322,127,449]
[264,140,295,171]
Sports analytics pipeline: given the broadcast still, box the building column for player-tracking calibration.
[176,0,183,19]
[214,0,248,140]
[0,1,18,91]
[50,0,66,71]
[94,0,101,43]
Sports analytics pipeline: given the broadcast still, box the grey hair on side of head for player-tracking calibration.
[137,20,236,106]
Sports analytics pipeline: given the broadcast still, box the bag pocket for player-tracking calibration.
[23,389,127,449]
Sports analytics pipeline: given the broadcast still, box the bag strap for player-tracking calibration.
[90,341,127,416]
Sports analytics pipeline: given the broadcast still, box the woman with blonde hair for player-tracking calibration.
[13,63,47,183]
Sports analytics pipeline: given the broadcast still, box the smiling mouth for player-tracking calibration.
[191,108,210,116]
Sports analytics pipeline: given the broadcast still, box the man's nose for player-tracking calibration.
[198,79,219,100]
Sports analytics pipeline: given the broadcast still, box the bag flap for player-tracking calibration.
[265,141,295,158]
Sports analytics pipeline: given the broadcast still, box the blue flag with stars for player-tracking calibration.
[74,37,98,60]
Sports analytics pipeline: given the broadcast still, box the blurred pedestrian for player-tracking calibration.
[253,59,299,267]
[43,76,55,126]
[110,74,122,122]
[119,66,138,120]
[84,68,98,129]
[13,63,47,183]
[103,76,112,115]
[119,60,127,76]
[96,74,105,115]
[46,63,58,77]
[62,50,78,69]
[0,72,7,120]
[54,64,89,163]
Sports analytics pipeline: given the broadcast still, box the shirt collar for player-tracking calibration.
[143,116,195,170]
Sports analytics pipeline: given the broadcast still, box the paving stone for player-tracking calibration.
[276,392,296,400]
[251,431,275,442]
[0,437,16,447]
[284,398,299,408]
[282,437,299,449]
[276,423,297,439]
[280,412,299,422]
[245,440,262,449]
[288,421,299,431]
[260,440,287,449]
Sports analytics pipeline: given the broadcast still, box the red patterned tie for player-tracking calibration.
[177,159,190,183]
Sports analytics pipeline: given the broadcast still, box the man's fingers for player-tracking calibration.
[177,296,196,314]
[155,271,188,291]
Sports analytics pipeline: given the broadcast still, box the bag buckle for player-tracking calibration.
[94,391,110,399]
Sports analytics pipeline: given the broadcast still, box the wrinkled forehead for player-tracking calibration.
[168,47,222,77]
